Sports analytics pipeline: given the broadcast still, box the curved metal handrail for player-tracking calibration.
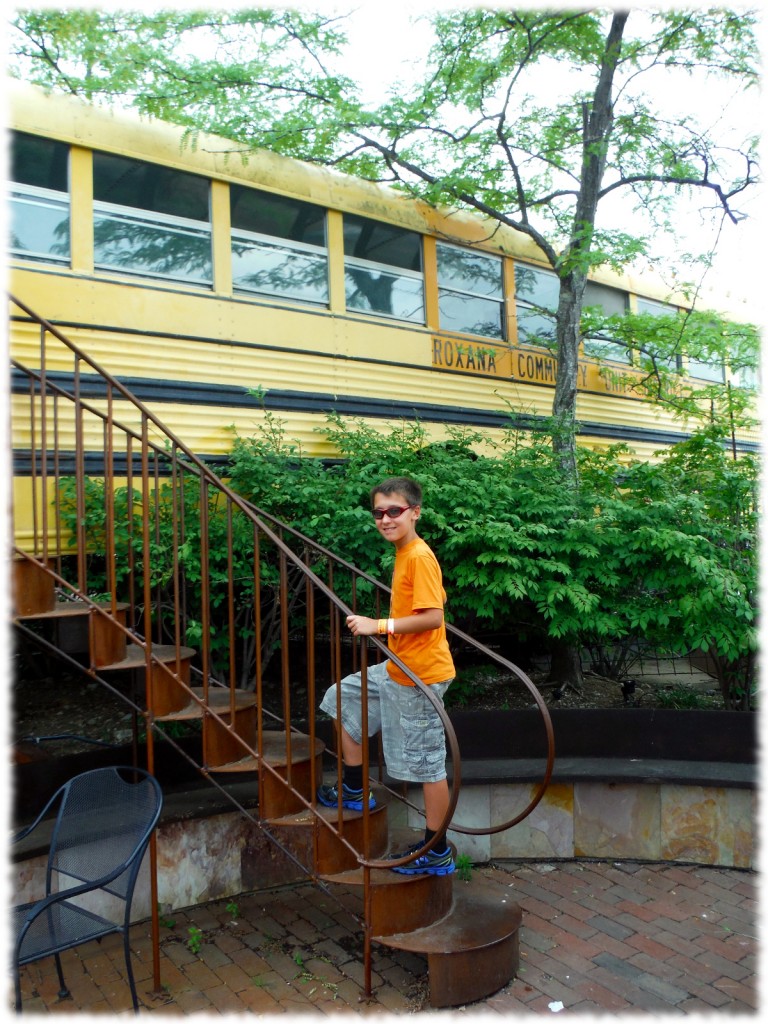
[233,504,556,837]
[9,291,555,856]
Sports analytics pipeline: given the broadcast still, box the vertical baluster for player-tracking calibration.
[152,447,162,644]
[140,413,154,706]
[170,447,182,679]
[305,548,317,802]
[104,383,116,615]
[125,436,136,624]
[26,374,38,556]
[52,391,62,578]
[279,547,292,786]
[253,524,265,810]
[38,326,48,563]
[137,422,161,1004]
[226,497,237,721]
[199,475,211,759]
[177,461,188,645]
[73,355,87,595]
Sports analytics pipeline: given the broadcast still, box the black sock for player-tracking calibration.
[343,764,363,791]
[425,828,448,854]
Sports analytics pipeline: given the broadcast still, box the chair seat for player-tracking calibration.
[15,900,119,965]
[12,765,163,1013]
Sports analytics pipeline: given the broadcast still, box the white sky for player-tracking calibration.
[5,1,762,318]
[332,1,763,323]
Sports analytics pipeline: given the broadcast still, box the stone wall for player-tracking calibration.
[436,780,756,868]
[12,774,755,927]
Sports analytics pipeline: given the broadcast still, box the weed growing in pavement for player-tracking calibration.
[157,903,176,929]
[456,853,474,881]
[186,925,203,954]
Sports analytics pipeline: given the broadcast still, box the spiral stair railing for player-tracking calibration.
[9,292,554,1000]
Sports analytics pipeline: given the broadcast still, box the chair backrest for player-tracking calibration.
[47,766,163,899]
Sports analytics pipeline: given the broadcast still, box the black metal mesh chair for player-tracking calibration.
[12,765,163,1013]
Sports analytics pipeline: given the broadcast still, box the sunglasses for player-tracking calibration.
[372,504,415,521]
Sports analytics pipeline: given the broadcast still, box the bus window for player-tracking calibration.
[437,243,504,339]
[230,186,328,304]
[687,357,725,382]
[514,264,558,348]
[731,364,758,390]
[93,152,212,286]
[582,280,631,363]
[9,131,70,265]
[636,297,683,373]
[343,214,424,323]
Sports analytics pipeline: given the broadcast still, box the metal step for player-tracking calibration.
[374,874,523,1007]
[98,643,197,716]
[268,788,390,874]
[16,600,130,666]
[320,859,454,936]
[12,557,55,616]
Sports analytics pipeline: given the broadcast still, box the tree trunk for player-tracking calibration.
[547,14,628,692]
[551,11,629,489]
[552,274,585,486]
[547,638,584,693]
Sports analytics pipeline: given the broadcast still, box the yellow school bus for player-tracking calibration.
[8,79,759,484]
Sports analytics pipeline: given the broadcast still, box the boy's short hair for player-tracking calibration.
[370,476,422,508]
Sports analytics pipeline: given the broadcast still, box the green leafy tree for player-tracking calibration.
[9,6,760,479]
[227,412,757,708]
[55,411,757,709]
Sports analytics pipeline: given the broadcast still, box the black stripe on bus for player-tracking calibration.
[10,369,758,455]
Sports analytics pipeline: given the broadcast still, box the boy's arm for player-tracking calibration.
[346,608,443,637]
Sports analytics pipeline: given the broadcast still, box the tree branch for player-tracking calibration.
[598,162,756,224]
[350,130,560,266]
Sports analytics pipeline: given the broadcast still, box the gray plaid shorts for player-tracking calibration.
[319,659,453,783]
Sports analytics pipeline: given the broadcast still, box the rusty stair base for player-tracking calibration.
[13,556,55,615]
[12,566,525,1008]
[11,308,553,1012]
[324,866,455,937]
[15,600,131,667]
[267,793,391,876]
[373,874,523,1008]
[98,645,197,717]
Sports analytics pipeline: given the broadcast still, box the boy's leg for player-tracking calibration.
[329,723,364,793]
[317,661,388,810]
[423,778,450,832]
[379,678,457,875]
[340,726,364,767]
[422,778,452,858]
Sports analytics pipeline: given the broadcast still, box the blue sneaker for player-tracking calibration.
[316,781,375,811]
[390,843,455,876]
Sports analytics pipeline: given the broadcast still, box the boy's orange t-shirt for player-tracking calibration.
[386,537,456,686]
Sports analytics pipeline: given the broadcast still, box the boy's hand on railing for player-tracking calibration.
[346,614,380,637]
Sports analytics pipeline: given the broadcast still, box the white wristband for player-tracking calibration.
[387,618,395,634]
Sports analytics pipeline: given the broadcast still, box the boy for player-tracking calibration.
[317,476,456,876]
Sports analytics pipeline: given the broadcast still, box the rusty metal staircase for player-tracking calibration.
[9,293,554,1008]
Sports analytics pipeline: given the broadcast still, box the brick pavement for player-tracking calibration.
[14,860,757,1016]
